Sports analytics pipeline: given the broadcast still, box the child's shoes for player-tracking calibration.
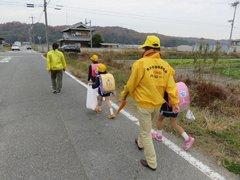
[108,114,116,119]
[151,131,164,142]
[95,108,102,114]
[182,136,195,151]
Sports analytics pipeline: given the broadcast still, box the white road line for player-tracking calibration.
[0,57,11,63]
[41,55,226,180]
[65,71,88,88]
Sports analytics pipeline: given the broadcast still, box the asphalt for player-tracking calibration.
[0,50,237,180]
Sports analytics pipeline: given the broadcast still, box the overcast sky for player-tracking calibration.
[0,0,239,39]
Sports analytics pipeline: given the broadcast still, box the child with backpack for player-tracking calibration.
[92,63,116,119]
[88,54,99,83]
[151,82,195,151]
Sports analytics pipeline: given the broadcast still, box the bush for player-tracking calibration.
[194,82,227,107]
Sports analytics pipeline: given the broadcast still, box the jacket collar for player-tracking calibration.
[142,49,160,58]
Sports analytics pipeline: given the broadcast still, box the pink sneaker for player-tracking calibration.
[151,131,164,142]
[182,136,195,151]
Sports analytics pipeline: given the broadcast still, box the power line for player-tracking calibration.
[0,1,231,28]
[46,4,229,28]
[47,0,51,5]
[36,11,44,23]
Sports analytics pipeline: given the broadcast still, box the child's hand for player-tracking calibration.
[172,105,180,113]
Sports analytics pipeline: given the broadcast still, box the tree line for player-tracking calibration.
[0,21,220,47]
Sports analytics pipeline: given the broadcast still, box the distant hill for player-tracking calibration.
[0,22,66,44]
[0,21,227,47]
[94,26,196,47]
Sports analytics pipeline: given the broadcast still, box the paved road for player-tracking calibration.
[0,51,237,180]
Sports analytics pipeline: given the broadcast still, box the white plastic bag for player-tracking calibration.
[86,85,98,110]
[186,109,196,122]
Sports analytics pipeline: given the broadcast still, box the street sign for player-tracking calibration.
[26,3,34,8]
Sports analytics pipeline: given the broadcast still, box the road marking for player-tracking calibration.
[41,55,225,180]
[0,57,11,63]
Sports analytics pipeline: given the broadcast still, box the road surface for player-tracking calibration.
[0,51,238,180]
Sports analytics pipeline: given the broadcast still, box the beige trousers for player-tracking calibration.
[137,107,160,169]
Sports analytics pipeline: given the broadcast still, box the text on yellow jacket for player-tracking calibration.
[47,49,67,71]
[120,50,179,108]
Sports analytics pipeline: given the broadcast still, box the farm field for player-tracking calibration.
[116,58,240,79]
[167,58,240,79]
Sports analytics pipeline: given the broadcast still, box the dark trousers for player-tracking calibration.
[51,70,63,91]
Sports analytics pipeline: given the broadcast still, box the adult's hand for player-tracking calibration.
[119,99,127,103]
[120,91,128,101]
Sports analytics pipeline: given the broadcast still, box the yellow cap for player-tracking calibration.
[139,35,160,49]
[97,63,107,72]
[90,54,99,62]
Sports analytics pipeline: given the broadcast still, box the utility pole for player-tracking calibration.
[26,3,35,45]
[44,0,50,51]
[29,16,34,45]
[228,1,239,52]
[85,19,93,48]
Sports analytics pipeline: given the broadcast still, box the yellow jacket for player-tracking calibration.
[120,50,179,108]
[47,50,67,71]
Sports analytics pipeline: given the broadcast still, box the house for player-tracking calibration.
[100,43,119,48]
[231,40,240,53]
[58,22,94,47]
[177,45,193,52]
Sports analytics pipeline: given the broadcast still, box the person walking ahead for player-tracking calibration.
[47,43,67,94]
[120,35,179,171]
[88,54,99,83]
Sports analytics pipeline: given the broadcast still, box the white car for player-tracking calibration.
[11,45,20,51]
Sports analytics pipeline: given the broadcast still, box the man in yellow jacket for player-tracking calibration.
[47,43,67,94]
[120,35,179,170]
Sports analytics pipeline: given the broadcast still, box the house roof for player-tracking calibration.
[62,22,94,32]
[72,22,87,29]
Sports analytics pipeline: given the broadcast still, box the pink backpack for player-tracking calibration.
[176,82,190,110]
[91,64,99,77]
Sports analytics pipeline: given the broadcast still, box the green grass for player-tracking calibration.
[215,64,240,79]
[164,58,240,79]
[223,159,240,174]
[212,131,240,148]
[166,58,194,67]
[165,58,240,66]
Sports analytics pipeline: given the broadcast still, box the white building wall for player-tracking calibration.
[177,45,193,52]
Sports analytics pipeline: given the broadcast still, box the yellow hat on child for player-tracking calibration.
[90,54,99,62]
[97,63,107,72]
